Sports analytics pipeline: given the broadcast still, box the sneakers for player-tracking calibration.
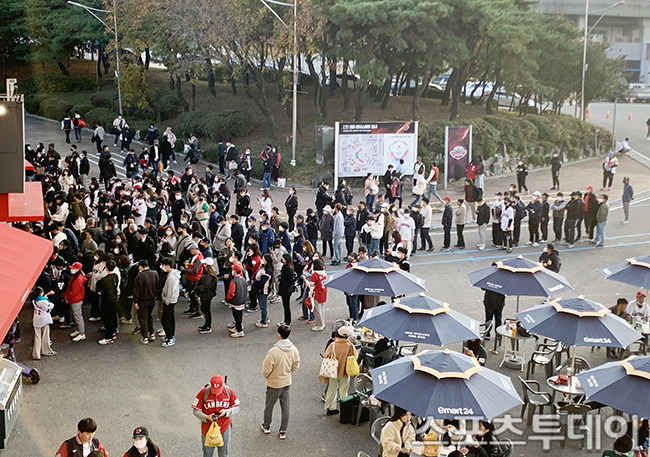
[567,244,574,248]
[306,319,314,324]
[188,313,202,319]
[140,337,149,345]
[157,328,166,337]
[88,317,101,322]
[230,331,245,338]
[297,316,308,321]
[148,334,156,341]
[131,327,141,335]
[532,242,539,247]
[72,334,86,342]
[245,307,257,313]
[255,322,269,328]
[162,337,176,347]
[261,424,270,435]
[199,327,213,334]
[59,322,71,329]
[183,309,194,315]
[228,327,237,333]
[278,431,286,440]
[622,220,629,224]
[227,322,236,329]
[311,326,324,331]
[98,338,114,345]
[70,330,80,338]
[120,317,133,325]
[43,350,57,356]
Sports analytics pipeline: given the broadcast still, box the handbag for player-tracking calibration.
[319,355,338,378]
[304,295,314,311]
[204,421,224,447]
[228,161,238,170]
[345,355,360,377]
[277,177,286,188]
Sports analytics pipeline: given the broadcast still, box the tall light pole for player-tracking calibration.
[580,0,625,121]
[259,0,298,166]
[68,0,123,115]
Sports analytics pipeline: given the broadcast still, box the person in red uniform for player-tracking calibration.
[56,417,108,457]
[192,374,240,457]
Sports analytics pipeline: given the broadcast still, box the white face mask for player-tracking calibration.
[133,437,147,450]
[70,269,79,275]
[114,248,120,254]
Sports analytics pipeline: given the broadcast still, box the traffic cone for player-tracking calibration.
[628,112,632,120]
[606,111,610,119]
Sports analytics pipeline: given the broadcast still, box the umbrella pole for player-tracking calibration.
[516,296,520,313]
[570,346,577,388]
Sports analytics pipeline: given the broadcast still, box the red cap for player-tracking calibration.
[232,264,243,275]
[443,196,451,201]
[585,185,593,190]
[210,375,225,395]
[70,262,83,270]
[637,291,646,297]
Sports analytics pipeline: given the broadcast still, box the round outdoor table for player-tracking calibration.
[547,375,585,403]
[495,324,535,371]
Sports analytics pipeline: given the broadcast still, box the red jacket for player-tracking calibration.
[63,273,87,304]
[311,270,327,303]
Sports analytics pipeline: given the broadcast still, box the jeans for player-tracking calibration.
[301,302,314,320]
[201,298,212,329]
[162,302,176,338]
[420,227,433,250]
[476,174,484,190]
[443,224,451,248]
[258,293,268,324]
[365,194,375,210]
[345,235,355,256]
[202,425,231,457]
[74,126,82,142]
[346,295,359,321]
[333,235,343,263]
[263,386,291,432]
[262,172,272,189]
[370,238,380,255]
[410,194,422,207]
[594,221,606,245]
[426,183,443,203]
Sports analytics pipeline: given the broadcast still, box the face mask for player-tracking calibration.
[115,238,121,244]
[114,248,120,254]
[70,269,79,275]
[176,195,182,200]
[133,438,147,450]
[94,256,99,261]
[166,230,173,236]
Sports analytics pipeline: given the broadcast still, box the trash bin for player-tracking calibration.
[0,358,22,448]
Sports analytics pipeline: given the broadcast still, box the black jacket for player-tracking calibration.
[97,272,119,305]
[79,157,90,175]
[194,271,218,301]
[356,208,369,231]
[477,203,491,226]
[565,198,581,219]
[526,200,542,222]
[442,204,453,226]
[315,186,331,210]
[285,195,298,213]
[539,250,560,272]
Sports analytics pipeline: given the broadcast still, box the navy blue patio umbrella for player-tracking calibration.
[371,349,522,420]
[577,356,650,419]
[598,256,650,290]
[323,258,426,297]
[514,297,641,348]
[468,256,573,312]
[358,294,480,346]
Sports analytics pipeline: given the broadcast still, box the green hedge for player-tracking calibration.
[418,114,609,165]
[90,94,117,110]
[24,94,48,114]
[172,110,254,142]
[85,107,118,129]
[21,73,96,94]
[71,105,93,117]
[39,98,73,120]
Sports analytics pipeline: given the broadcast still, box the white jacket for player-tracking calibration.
[413,174,427,196]
[421,204,432,228]
[371,217,384,239]
[162,269,181,304]
[33,297,54,327]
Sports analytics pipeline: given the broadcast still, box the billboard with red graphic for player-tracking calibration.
[444,126,472,188]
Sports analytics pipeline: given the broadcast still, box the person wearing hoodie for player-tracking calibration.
[261,324,300,439]
[160,257,180,347]
[550,192,567,242]
[538,243,561,273]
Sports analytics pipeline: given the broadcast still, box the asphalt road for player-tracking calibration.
[4,114,650,457]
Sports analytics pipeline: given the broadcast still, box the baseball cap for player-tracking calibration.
[323,205,332,213]
[532,191,541,197]
[210,375,225,395]
[338,326,354,338]
[585,185,593,190]
[232,264,243,274]
[494,192,502,196]
[70,262,83,271]
[201,257,214,266]
[187,242,199,251]
[443,196,451,201]
[133,427,148,438]
[637,291,647,297]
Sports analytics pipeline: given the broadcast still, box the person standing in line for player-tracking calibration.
[285,187,298,232]
[159,257,180,347]
[226,264,248,337]
[501,199,515,253]
[622,177,634,224]
[320,206,334,258]
[261,324,300,440]
[426,162,443,203]
[133,259,159,345]
[194,257,218,335]
[420,197,434,252]
[64,263,87,342]
[310,259,328,332]
[574,190,585,242]
[96,260,119,345]
[475,155,485,191]
[454,199,466,250]
[55,418,108,457]
[344,206,356,257]
[463,179,479,223]
[253,254,273,328]
[550,151,561,190]
[512,195,525,247]
[277,253,296,326]
[592,194,609,247]
[323,327,358,415]
[539,193,550,243]
[440,196,453,251]
[192,375,240,457]
[491,192,504,248]
[525,191,542,247]
[516,159,528,194]
[181,242,204,319]
[583,185,598,240]
[551,192,566,242]
[563,191,580,248]
[31,286,56,360]
[602,151,618,191]
[364,173,378,209]
[331,203,345,266]
[482,289,506,339]
[123,426,161,457]
[383,165,394,200]
[476,197,490,251]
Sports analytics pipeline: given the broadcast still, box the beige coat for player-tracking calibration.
[262,339,300,388]
[324,337,358,378]
[455,203,466,225]
[381,419,415,457]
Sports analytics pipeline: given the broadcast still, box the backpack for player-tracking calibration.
[63,118,72,129]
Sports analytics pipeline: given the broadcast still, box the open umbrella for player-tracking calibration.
[324,258,426,297]
[358,294,480,346]
[577,356,650,419]
[468,256,573,312]
[514,297,641,349]
[372,349,522,420]
[598,256,650,290]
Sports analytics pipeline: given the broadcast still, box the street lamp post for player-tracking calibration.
[260,0,298,167]
[580,0,625,121]
[68,0,123,116]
